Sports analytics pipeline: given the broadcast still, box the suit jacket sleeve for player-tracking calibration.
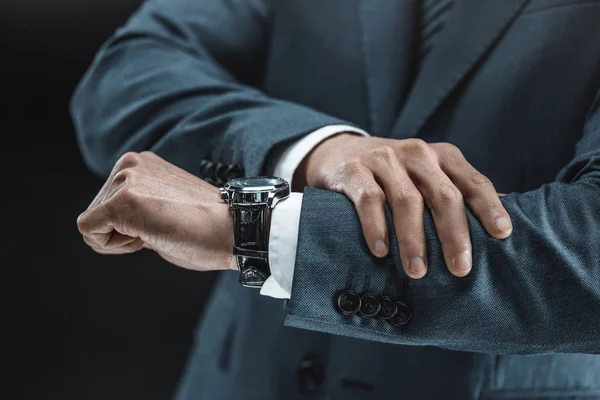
[70,0,356,177]
[285,89,600,355]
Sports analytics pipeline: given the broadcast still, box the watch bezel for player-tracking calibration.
[224,176,288,192]
[220,176,290,208]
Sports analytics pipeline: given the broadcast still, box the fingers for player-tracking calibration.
[79,151,195,258]
[306,136,509,279]
[404,151,473,277]
[82,233,144,255]
[426,179,472,277]
[88,152,144,208]
[371,161,427,279]
[77,200,144,255]
[77,202,114,248]
[105,231,143,250]
[340,164,389,258]
[434,144,513,239]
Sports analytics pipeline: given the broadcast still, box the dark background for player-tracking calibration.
[1,1,217,398]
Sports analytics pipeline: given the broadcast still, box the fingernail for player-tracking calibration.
[374,240,388,257]
[409,257,427,276]
[453,251,472,274]
[495,217,512,234]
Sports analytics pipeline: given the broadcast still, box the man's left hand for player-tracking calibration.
[77,152,236,271]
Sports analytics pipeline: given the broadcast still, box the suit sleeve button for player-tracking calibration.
[359,294,381,317]
[336,291,361,315]
[226,164,244,179]
[215,163,228,181]
[377,296,398,320]
[390,301,413,326]
[198,160,208,177]
[199,160,214,178]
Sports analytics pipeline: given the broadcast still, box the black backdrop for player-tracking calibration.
[1,1,217,398]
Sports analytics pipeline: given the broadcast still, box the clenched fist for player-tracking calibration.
[77,152,236,271]
[294,134,512,279]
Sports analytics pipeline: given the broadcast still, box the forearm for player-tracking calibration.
[70,0,356,177]
[286,153,600,354]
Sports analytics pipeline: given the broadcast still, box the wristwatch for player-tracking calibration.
[219,177,290,288]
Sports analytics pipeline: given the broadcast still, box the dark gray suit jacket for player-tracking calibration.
[70,0,600,398]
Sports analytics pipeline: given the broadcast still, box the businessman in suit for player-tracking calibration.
[72,0,600,398]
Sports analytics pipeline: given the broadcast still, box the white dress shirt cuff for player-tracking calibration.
[260,192,303,299]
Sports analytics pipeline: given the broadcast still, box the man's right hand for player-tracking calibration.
[294,134,512,279]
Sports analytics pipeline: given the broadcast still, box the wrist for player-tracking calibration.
[219,177,289,285]
[298,132,364,188]
[219,202,238,271]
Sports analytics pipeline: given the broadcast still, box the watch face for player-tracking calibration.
[227,176,287,191]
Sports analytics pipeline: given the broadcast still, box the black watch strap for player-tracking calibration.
[232,205,271,288]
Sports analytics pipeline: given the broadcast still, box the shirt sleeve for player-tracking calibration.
[260,125,369,299]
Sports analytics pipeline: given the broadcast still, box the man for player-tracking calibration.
[72,0,600,398]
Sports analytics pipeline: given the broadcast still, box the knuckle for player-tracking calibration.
[398,233,426,249]
[393,189,423,209]
[139,151,157,159]
[428,142,442,151]
[442,142,462,157]
[116,152,142,169]
[76,213,88,232]
[462,173,494,200]
[140,151,164,164]
[357,186,385,204]
[113,168,138,185]
[370,145,397,163]
[402,138,430,157]
[435,183,463,204]
[470,172,492,187]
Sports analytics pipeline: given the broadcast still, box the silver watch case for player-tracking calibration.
[219,176,290,207]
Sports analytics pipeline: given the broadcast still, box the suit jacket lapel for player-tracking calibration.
[358,0,419,137]
[391,0,530,138]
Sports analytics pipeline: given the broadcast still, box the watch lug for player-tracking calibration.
[219,187,229,200]
[268,188,290,208]
[267,191,276,207]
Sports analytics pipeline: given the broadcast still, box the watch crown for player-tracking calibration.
[219,188,229,200]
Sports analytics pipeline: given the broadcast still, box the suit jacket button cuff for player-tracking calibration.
[336,290,361,315]
[226,164,244,180]
[359,294,381,317]
[390,301,413,326]
[377,296,398,320]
